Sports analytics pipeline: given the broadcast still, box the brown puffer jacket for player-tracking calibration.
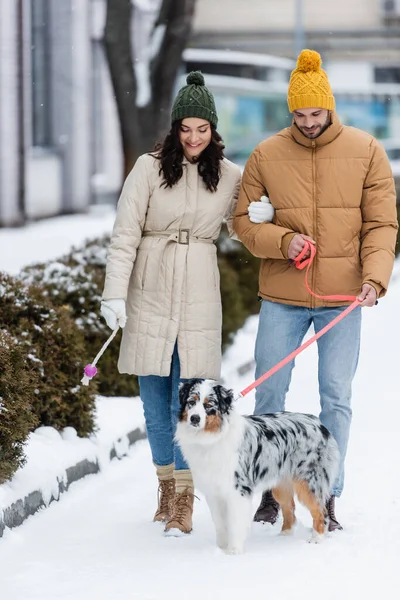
[233,113,398,307]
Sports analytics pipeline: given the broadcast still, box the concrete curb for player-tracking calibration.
[0,427,146,538]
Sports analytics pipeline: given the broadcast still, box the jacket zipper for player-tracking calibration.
[311,140,316,309]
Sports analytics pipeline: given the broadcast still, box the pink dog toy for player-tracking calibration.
[81,327,119,386]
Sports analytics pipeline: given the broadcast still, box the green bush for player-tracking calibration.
[217,227,260,349]
[20,231,261,392]
[0,273,96,436]
[0,330,39,483]
[218,227,261,316]
[20,237,139,398]
[217,253,246,351]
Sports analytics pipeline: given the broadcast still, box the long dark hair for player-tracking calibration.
[151,121,225,192]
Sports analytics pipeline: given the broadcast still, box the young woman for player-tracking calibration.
[100,72,242,536]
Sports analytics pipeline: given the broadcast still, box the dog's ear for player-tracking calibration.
[178,381,194,406]
[213,384,234,414]
[179,379,202,406]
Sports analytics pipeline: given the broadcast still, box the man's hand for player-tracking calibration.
[287,234,316,261]
[357,284,377,307]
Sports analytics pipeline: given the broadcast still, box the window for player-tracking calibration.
[31,0,52,147]
[375,67,400,84]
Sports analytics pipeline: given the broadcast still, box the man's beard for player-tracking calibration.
[299,112,331,139]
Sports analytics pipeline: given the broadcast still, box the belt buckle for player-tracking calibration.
[178,229,190,245]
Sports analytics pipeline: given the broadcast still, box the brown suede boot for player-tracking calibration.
[164,487,195,535]
[253,490,280,524]
[325,496,343,532]
[153,479,175,523]
[153,463,175,523]
[164,470,195,535]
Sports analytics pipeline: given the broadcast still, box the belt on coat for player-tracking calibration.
[142,229,216,245]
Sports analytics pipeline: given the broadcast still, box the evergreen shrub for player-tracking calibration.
[20,228,262,393]
[0,273,96,436]
[0,330,39,483]
[20,237,139,398]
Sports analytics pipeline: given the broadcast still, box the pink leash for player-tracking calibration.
[238,241,360,398]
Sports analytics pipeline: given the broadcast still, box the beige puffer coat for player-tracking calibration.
[233,113,398,307]
[102,153,241,378]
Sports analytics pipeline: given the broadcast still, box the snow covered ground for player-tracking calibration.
[0,210,399,600]
[0,205,116,275]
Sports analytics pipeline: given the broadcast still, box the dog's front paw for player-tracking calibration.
[308,532,324,544]
[216,537,228,550]
[279,528,295,537]
[225,545,244,555]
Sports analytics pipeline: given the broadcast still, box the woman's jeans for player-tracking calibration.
[255,300,362,497]
[139,345,189,471]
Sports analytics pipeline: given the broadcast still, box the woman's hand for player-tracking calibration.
[100,299,127,330]
[248,195,275,223]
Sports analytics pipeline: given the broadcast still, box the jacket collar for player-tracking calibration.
[290,111,343,148]
[182,156,198,166]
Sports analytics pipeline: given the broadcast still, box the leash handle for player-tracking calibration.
[81,326,120,386]
[294,241,358,302]
[238,241,360,398]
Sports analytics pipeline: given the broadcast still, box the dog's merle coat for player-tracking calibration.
[176,380,340,554]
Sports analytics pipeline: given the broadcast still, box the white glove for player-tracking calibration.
[100,299,127,330]
[248,195,275,223]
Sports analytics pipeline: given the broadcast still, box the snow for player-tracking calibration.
[0,210,399,599]
[0,397,145,512]
[0,205,115,275]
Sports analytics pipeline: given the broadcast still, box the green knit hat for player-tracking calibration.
[171,71,218,127]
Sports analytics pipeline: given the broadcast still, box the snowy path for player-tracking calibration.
[0,432,398,600]
[1,291,400,600]
[1,211,399,599]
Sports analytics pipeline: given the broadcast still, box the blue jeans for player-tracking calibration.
[138,345,189,471]
[254,300,361,497]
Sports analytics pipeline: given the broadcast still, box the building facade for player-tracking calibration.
[193,0,400,65]
[0,0,398,227]
[0,0,121,227]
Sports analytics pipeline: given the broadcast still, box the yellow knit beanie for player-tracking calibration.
[287,49,335,112]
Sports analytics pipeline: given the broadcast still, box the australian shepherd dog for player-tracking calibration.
[176,379,340,555]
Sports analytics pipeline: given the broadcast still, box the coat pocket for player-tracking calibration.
[351,235,361,259]
[132,248,150,290]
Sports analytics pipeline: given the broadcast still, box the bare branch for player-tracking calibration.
[104,0,141,176]
[150,0,197,133]
[103,0,197,179]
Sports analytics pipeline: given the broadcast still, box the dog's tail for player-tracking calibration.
[310,435,340,510]
[326,435,341,496]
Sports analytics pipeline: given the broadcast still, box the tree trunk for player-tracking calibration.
[104,0,141,178]
[104,0,197,181]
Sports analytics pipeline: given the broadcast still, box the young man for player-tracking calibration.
[233,49,398,530]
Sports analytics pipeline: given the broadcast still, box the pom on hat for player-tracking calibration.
[186,71,205,86]
[287,48,335,112]
[171,70,218,126]
[296,49,322,73]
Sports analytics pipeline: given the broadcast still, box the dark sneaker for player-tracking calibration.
[325,495,343,532]
[254,490,280,524]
